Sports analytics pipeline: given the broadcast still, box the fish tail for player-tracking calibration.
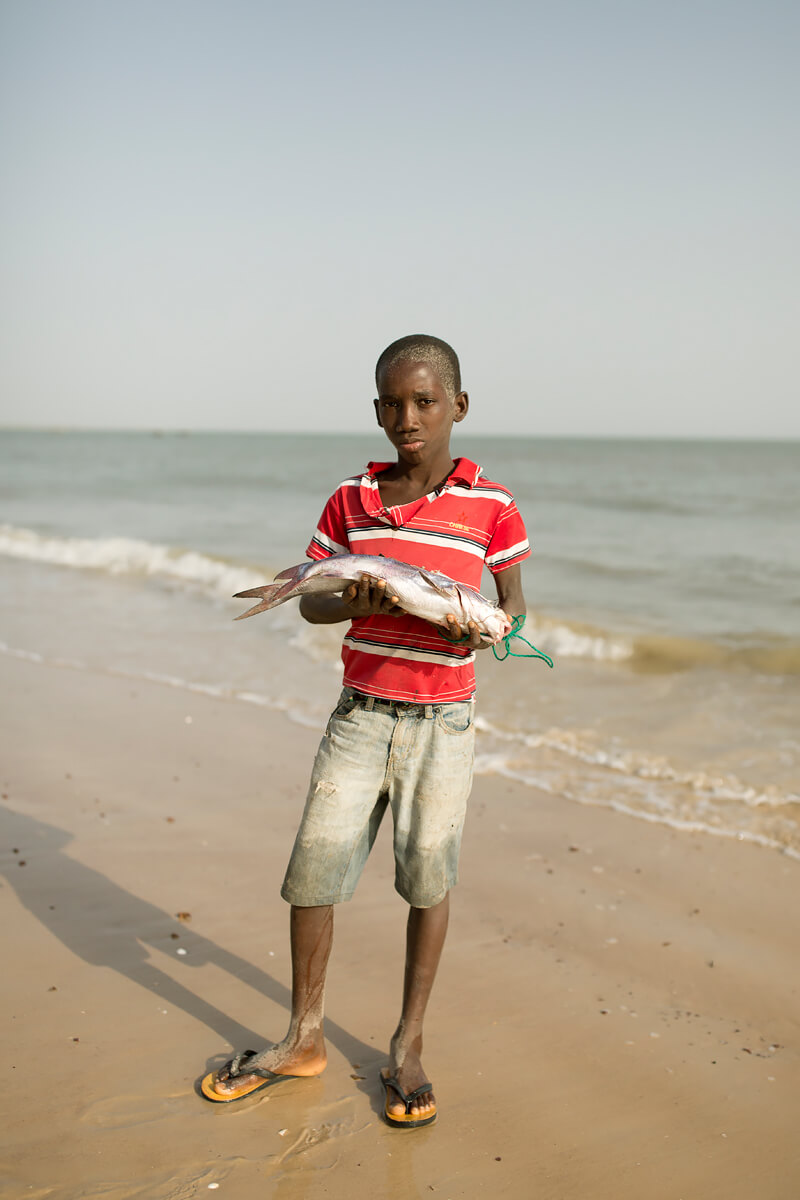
[232,579,296,619]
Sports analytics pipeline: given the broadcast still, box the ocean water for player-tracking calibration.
[1,430,798,856]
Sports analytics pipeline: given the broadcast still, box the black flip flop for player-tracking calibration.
[380,1068,437,1129]
[201,1049,304,1103]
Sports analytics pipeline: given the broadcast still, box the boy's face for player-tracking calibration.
[374,360,468,467]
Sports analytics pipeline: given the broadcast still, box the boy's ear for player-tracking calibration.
[452,391,469,423]
[373,397,383,428]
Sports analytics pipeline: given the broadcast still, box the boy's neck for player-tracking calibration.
[377,451,457,506]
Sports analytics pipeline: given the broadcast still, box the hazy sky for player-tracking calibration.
[1,0,797,436]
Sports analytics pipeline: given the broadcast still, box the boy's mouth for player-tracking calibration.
[399,440,424,451]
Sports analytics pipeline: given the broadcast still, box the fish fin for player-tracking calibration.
[419,569,457,598]
[274,562,308,581]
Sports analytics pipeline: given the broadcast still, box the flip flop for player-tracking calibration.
[200,1049,304,1103]
[380,1068,438,1129]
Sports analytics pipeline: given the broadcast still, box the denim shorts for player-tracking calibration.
[281,688,475,909]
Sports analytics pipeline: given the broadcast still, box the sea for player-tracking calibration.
[1,431,798,858]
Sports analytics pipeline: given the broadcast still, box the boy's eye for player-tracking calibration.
[378,397,435,408]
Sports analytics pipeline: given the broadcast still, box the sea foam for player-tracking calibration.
[0,523,266,599]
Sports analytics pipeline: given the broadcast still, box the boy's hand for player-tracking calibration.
[343,575,405,617]
[439,611,511,649]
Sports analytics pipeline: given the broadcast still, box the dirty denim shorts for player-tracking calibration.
[281,688,475,909]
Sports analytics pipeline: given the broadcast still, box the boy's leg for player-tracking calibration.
[210,904,332,1095]
[384,700,474,1118]
[210,694,395,1097]
[385,892,450,1118]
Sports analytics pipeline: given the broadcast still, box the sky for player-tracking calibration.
[0,0,797,437]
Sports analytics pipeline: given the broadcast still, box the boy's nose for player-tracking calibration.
[396,402,419,431]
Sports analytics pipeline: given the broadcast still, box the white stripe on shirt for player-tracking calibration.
[343,635,476,667]
[485,538,530,567]
[348,526,487,558]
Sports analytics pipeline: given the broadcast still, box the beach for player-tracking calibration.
[3,650,799,1199]
[4,0,799,1187]
[2,430,799,1196]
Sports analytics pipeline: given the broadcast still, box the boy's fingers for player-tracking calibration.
[373,579,392,611]
[351,574,401,615]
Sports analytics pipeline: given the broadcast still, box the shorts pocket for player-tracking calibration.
[434,703,474,734]
[325,692,361,736]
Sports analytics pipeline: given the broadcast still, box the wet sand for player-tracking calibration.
[2,653,799,1199]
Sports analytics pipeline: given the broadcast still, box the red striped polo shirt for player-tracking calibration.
[305,457,530,703]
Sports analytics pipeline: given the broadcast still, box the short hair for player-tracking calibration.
[375,334,461,398]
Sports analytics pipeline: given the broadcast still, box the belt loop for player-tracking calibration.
[424,704,434,719]
[365,695,375,712]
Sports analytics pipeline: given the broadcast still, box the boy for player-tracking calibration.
[201,335,529,1127]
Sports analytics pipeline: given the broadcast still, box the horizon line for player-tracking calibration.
[0,426,797,444]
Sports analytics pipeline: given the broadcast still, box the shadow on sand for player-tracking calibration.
[1,803,376,1073]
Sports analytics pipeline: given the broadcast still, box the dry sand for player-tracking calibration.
[2,653,799,1199]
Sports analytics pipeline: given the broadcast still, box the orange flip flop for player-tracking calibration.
[380,1068,437,1129]
[201,1049,304,1103]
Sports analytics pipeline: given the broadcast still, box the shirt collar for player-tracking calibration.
[364,456,482,488]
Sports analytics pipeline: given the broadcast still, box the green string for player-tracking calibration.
[492,615,554,667]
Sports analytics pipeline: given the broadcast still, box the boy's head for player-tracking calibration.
[374,334,468,464]
[375,334,461,399]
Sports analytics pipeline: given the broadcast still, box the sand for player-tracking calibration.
[2,652,799,1199]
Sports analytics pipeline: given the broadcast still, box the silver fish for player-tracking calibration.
[233,554,511,644]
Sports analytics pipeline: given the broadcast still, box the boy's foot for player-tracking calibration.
[204,1037,327,1100]
[383,1047,436,1123]
[380,1064,437,1129]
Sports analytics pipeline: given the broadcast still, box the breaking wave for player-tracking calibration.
[2,523,798,674]
[0,522,266,599]
[523,617,800,676]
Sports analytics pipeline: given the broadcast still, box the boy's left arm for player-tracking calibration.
[493,563,526,622]
[441,564,526,650]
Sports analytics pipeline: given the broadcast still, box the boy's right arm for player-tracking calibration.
[300,576,405,624]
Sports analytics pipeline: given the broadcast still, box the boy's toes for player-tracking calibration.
[387,1088,408,1117]
[386,1084,435,1116]
[409,1089,435,1116]
[212,1070,252,1096]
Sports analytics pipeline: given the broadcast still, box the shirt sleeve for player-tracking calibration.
[484,498,531,574]
[306,486,350,560]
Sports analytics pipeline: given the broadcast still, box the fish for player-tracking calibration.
[232,554,512,644]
